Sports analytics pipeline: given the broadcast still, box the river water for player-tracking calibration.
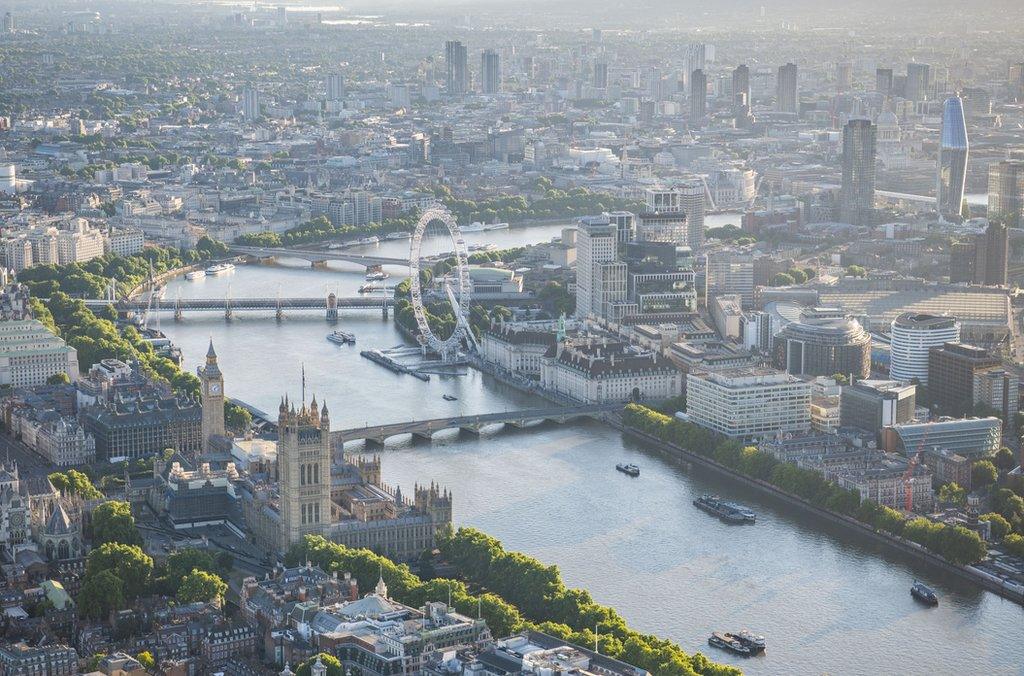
[159,219,1024,675]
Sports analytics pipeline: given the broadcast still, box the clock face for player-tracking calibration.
[209,383,221,395]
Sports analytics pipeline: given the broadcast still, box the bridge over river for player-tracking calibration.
[82,294,392,320]
[330,403,623,447]
[230,244,416,268]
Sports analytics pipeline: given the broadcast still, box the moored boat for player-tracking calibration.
[615,463,640,477]
[693,495,752,524]
[327,330,356,345]
[205,263,235,276]
[911,580,938,606]
[708,632,752,656]
[732,630,766,654]
[365,271,389,281]
[185,270,205,280]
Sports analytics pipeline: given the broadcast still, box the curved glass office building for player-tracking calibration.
[773,310,872,379]
[937,96,969,221]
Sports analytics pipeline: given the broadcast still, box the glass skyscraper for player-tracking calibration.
[937,96,969,222]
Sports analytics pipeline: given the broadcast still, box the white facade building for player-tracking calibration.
[0,320,79,387]
[889,313,960,385]
[106,227,145,256]
[686,367,811,438]
[575,221,621,319]
[541,341,682,403]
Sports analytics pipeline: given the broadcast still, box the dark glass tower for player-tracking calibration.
[840,119,877,226]
[777,62,798,113]
[480,49,500,94]
[937,96,969,222]
[690,69,707,123]
[445,40,469,95]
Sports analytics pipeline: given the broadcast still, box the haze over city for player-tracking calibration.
[0,1,1021,675]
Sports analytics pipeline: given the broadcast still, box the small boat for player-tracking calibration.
[460,222,488,233]
[708,632,752,656]
[693,495,753,524]
[732,630,766,654]
[358,236,380,245]
[327,330,356,345]
[722,501,757,523]
[386,231,411,240]
[484,222,510,231]
[365,271,389,281]
[442,394,458,401]
[616,463,640,477]
[185,270,206,280]
[911,580,938,606]
[205,263,235,276]
[358,282,394,293]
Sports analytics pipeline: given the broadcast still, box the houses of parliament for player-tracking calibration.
[137,342,452,561]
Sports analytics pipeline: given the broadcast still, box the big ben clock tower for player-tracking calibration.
[198,339,225,453]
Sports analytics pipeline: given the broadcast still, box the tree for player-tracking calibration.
[224,402,252,434]
[846,264,867,277]
[162,548,225,594]
[772,272,795,286]
[296,653,343,676]
[85,543,153,600]
[830,373,848,385]
[972,460,999,488]
[46,372,71,385]
[1005,533,1024,559]
[48,469,102,499]
[980,513,1012,540]
[77,569,124,620]
[136,651,155,670]
[938,482,967,506]
[994,447,1017,472]
[91,500,142,546]
[176,568,227,604]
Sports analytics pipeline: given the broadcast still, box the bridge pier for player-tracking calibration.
[276,308,284,321]
[411,430,434,442]
[382,303,388,320]
[364,437,387,448]
[311,260,329,269]
[458,425,482,436]
[224,305,232,320]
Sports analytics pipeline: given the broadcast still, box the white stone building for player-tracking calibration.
[686,367,811,439]
[0,320,79,387]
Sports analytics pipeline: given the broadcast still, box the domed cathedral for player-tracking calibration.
[277,392,333,549]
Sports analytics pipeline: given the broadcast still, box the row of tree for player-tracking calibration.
[234,213,422,247]
[78,501,229,619]
[286,534,737,676]
[622,404,988,566]
[436,184,645,226]
[26,244,252,433]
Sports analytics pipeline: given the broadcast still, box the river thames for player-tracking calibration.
[158,220,1024,675]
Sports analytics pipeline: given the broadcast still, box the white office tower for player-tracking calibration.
[637,189,687,244]
[889,313,960,385]
[678,178,705,250]
[575,221,621,319]
[637,181,705,250]
[0,165,14,194]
